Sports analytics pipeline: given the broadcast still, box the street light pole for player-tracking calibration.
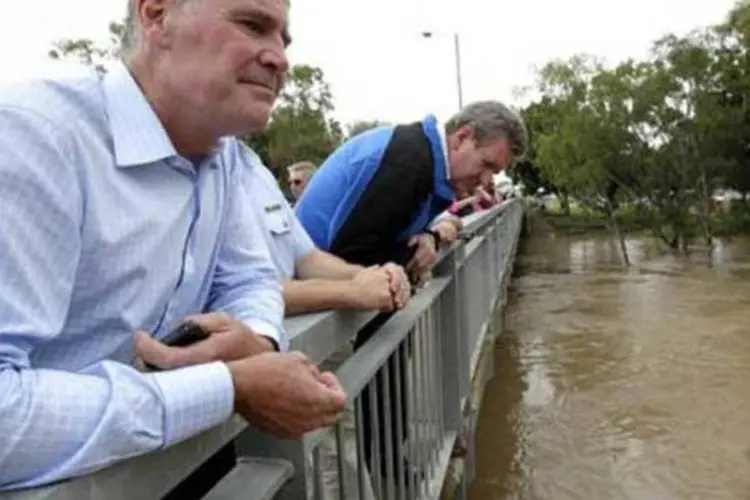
[453,32,464,109]
[421,31,464,110]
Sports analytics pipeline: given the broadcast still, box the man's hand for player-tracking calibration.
[431,217,463,245]
[134,312,275,370]
[229,351,347,438]
[405,233,438,283]
[382,262,411,309]
[347,266,396,312]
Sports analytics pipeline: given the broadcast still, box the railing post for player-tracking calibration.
[433,243,469,432]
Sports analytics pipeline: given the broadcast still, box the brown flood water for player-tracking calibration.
[470,221,750,500]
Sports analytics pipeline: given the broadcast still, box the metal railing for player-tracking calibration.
[1,199,525,500]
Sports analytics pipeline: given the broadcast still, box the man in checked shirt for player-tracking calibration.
[0,0,345,492]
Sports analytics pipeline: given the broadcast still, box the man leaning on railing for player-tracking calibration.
[242,151,412,315]
[0,0,345,492]
[294,100,528,487]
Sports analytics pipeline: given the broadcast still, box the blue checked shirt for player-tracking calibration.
[0,62,286,490]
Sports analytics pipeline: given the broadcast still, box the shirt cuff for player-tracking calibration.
[151,361,235,447]
[244,319,289,352]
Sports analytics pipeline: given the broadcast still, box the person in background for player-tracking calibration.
[294,100,528,485]
[0,0,345,493]
[243,151,412,500]
[243,150,411,314]
[287,160,317,202]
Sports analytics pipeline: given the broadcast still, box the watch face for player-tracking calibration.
[428,230,441,247]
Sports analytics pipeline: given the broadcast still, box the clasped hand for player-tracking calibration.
[133,312,346,438]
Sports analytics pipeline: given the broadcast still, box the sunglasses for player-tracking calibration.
[289,179,302,186]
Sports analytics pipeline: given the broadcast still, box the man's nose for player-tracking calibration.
[258,43,290,77]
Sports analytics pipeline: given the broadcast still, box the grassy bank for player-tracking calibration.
[542,211,650,235]
[711,211,750,237]
[541,209,750,237]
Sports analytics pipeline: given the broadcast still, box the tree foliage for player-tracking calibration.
[519,1,750,259]
[244,64,343,174]
[49,22,124,75]
[346,120,389,138]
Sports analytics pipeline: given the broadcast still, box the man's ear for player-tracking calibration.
[449,124,473,150]
[137,0,177,49]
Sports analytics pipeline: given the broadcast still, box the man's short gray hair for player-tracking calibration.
[120,0,166,56]
[121,0,291,56]
[120,0,203,56]
[445,100,528,159]
[287,161,317,177]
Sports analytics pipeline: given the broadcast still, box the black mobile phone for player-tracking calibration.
[160,321,209,347]
[143,321,209,371]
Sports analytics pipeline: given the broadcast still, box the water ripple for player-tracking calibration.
[470,232,750,500]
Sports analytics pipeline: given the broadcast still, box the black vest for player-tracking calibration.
[330,121,447,267]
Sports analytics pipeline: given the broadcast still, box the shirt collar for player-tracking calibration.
[421,114,455,201]
[103,61,178,168]
[436,119,450,180]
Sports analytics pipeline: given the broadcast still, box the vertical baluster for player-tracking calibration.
[436,298,446,440]
[368,380,382,498]
[394,343,406,500]
[382,360,396,500]
[313,445,324,500]
[428,307,440,466]
[421,310,434,487]
[336,423,348,500]
[355,398,368,500]
[409,327,420,497]
[417,314,429,496]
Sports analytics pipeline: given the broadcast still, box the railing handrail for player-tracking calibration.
[0,199,523,500]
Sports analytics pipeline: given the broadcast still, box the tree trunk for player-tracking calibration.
[559,192,571,215]
[697,169,713,248]
[606,203,630,267]
[680,232,690,256]
[653,224,676,249]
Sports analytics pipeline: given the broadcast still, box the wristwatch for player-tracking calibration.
[426,229,442,249]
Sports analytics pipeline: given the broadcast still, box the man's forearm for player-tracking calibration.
[295,249,364,281]
[0,361,233,490]
[283,279,361,314]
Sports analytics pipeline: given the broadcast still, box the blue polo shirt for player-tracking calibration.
[294,114,454,264]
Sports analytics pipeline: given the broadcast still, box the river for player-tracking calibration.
[469,221,750,500]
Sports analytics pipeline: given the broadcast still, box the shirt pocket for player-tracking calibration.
[266,210,292,236]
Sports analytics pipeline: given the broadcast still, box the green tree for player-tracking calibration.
[510,98,565,203]
[244,65,342,176]
[711,2,750,204]
[346,120,388,138]
[532,55,638,265]
[48,22,124,75]
[521,2,750,254]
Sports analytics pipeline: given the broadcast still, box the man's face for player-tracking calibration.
[446,125,513,191]
[141,0,290,136]
[288,171,309,200]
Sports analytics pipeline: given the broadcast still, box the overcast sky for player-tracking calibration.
[0,0,736,127]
